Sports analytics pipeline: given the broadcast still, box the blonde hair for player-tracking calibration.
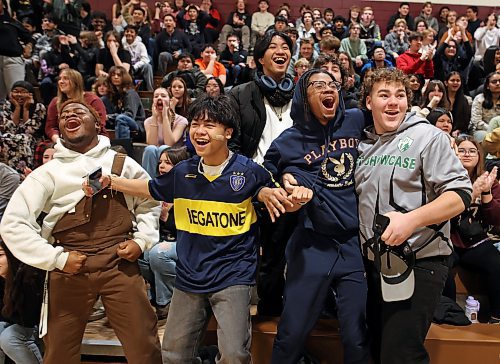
[56,69,85,112]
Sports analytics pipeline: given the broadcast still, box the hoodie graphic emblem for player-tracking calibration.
[398,137,414,153]
[321,152,355,188]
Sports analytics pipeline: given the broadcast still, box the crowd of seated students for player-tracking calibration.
[0,0,499,361]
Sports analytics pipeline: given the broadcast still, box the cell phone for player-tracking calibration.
[373,214,390,236]
[87,167,104,196]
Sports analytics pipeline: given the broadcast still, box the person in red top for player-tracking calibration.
[396,32,434,79]
[45,69,107,143]
[195,44,227,85]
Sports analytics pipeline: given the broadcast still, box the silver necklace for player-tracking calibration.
[270,105,284,122]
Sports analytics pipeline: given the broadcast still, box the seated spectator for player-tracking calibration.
[45,68,107,144]
[445,71,472,136]
[318,36,340,57]
[138,146,190,319]
[142,87,188,177]
[67,31,100,91]
[92,76,111,98]
[471,72,500,142]
[168,77,191,118]
[449,138,500,324]
[195,45,226,86]
[104,66,145,140]
[151,0,174,35]
[386,2,415,33]
[122,24,154,91]
[437,6,450,33]
[474,13,500,62]
[312,18,325,44]
[176,4,210,59]
[220,33,248,86]
[251,0,274,49]
[130,6,153,56]
[434,31,474,82]
[0,242,44,363]
[111,0,128,32]
[155,14,192,76]
[287,38,317,77]
[346,5,360,27]
[0,164,20,222]
[396,32,434,79]
[161,52,207,98]
[332,16,348,40]
[217,0,251,53]
[89,11,113,47]
[465,6,481,37]
[420,29,437,58]
[415,19,430,34]
[360,46,394,76]
[426,108,455,143]
[0,81,45,172]
[339,23,367,70]
[384,19,409,61]
[408,73,425,107]
[39,35,77,106]
[80,1,92,30]
[275,6,294,29]
[32,14,63,78]
[483,126,500,163]
[42,0,81,36]
[267,15,287,34]
[200,0,221,44]
[311,8,322,21]
[23,142,55,177]
[358,6,381,52]
[171,0,187,18]
[414,1,439,33]
[19,17,41,86]
[292,57,310,83]
[323,8,334,26]
[285,27,299,56]
[437,9,458,42]
[96,30,131,77]
[294,4,311,29]
[296,10,314,42]
[338,51,360,94]
[412,79,450,118]
[468,46,500,95]
[204,76,224,97]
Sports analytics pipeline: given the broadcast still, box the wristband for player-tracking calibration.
[481,190,492,196]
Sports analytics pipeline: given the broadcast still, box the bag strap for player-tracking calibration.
[111,153,126,176]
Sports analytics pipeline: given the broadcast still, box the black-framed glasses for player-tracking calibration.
[489,79,500,85]
[307,80,341,91]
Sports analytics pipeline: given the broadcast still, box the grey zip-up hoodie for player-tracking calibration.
[354,112,472,259]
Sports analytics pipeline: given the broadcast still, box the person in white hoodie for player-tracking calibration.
[122,24,154,91]
[0,99,162,364]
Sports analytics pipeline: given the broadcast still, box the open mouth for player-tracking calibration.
[322,97,335,109]
[156,100,164,110]
[273,57,287,65]
[385,110,399,116]
[65,118,82,132]
[194,138,210,146]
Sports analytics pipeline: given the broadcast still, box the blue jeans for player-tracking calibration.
[139,241,177,306]
[162,285,252,363]
[115,114,139,139]
[141,145,169,178]
[0,324,43,364]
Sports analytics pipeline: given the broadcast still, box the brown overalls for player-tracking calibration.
[44,155,162,364]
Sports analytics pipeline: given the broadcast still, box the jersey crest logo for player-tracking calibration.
[230,173,245,192]
[398,137,414,152]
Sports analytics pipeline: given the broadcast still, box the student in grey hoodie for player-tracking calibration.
[355,68,472,364]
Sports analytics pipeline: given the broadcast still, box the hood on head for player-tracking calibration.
[290,69,345,132]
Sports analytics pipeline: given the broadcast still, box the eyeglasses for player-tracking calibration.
[297,65,309,69]
[307,80,341,91]
[489,79,500,85]
[457,148,478,156]
[447,45,456,49]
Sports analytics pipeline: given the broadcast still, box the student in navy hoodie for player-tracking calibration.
[264,68,370,364]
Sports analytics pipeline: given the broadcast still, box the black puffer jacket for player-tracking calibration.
[229,81,266,157]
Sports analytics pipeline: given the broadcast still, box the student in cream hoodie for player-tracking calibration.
[0,99,162,364]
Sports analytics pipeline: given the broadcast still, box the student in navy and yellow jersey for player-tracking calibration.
[264,69,370,363]
[84,94,313,363]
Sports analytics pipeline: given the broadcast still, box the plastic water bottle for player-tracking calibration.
[465,296,480,323]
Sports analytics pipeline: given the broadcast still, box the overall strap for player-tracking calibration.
[111,153,126,176]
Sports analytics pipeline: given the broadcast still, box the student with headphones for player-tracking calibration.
[229,30,296,316]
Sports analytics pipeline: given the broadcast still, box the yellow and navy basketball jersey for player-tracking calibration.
[149,154,275,293]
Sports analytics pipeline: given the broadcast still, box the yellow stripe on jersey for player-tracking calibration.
[174,197,258,236]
